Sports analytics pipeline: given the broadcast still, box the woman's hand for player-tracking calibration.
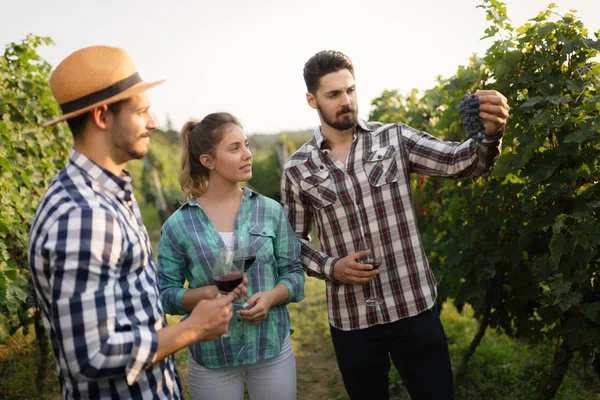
[230,273,249,300]
[237,290,275,324]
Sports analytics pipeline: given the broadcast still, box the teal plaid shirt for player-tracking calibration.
[158,188,305,368]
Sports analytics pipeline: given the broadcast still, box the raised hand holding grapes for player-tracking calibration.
[458,90,510,146]
[474,89,510,136]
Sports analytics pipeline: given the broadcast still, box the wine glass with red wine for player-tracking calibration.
[213,247,244,337]
[213,249,244,295]
[228,235,255,273]
[230,236,255,307]
[360,237,383,307]
[243,254,256,272]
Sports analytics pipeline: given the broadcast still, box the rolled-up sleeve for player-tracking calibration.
[45,208,158,385]
[402,124,503,178]
[280,168,339,281]
[273,204,305,304]
[157,219,188,316]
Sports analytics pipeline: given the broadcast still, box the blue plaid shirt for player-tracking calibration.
[158,188,305,368]
[28,149,182,399]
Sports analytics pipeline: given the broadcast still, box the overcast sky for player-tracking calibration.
[2,0,599,134]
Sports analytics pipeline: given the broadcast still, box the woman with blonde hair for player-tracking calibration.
[158,112,304,400]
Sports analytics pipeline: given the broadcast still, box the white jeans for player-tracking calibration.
[187,335,296,400]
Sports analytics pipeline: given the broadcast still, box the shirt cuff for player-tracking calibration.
[483,127,504,142]
[125,327,158,385]
[164,287,188,315]
[324,257,340,281]
[174,288,188,315]
[276,276,306,304]
[277,280,295,305]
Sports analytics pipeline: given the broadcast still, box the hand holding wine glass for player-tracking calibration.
[230,236,254,304]
[237,290,276,325]
[186,293,234,342]
[229,274,249,300]
[332,249,378,284]
[360,247,382,271]
[213,247,246,337]
[213,248,246,296]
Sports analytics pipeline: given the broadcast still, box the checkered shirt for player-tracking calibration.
[28,149,182,399]
[281,119,502,330]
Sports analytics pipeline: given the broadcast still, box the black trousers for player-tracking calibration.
[330,307,454,400]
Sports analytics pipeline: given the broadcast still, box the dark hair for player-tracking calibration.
[66,112,90,138]
[303,50,355,94]
[65,100,125,138]
[180,112,243,199]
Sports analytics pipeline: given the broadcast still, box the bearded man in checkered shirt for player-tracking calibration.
[281,50,510,400]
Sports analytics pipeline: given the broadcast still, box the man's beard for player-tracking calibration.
[318,104,358,131]
[112,126,148,162]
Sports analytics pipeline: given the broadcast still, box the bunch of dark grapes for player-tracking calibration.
[19,282,40,336]
[458,93,486,144]
[26,281,37,309]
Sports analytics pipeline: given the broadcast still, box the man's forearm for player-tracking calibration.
[181,286,219,313]
[153,320,202,365]
[300,238,339,281]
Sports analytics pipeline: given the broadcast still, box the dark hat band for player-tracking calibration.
[59,73,141,114]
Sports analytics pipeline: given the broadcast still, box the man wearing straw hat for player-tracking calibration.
[28,46,234,399]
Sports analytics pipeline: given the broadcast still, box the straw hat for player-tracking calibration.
[44,46,165,127]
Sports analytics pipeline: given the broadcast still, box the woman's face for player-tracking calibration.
[206,123,252,183]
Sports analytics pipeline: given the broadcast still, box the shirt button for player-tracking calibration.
[377,155,383,160]
[319,165,325,170]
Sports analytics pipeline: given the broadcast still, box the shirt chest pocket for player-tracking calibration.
[248,226,276,259]
[299,168,337,209]
[362,145,400,187]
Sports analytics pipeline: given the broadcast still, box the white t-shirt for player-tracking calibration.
[219,232,234,250]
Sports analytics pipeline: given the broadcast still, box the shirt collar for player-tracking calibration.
[313,118,373,150]
[69,148,133,198]
[184,186,257,208]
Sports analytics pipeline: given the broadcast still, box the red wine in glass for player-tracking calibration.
[243,256,256,271]
[213,271,244,293]
[361,257,382,270]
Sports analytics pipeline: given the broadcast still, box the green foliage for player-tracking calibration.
[369,0,600,392]
[129,130,186,213]
[248,129,313,154]
[453,0,599,349]
[0,35,71,341]
[248,148,282,202]
[247,133,311,202]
